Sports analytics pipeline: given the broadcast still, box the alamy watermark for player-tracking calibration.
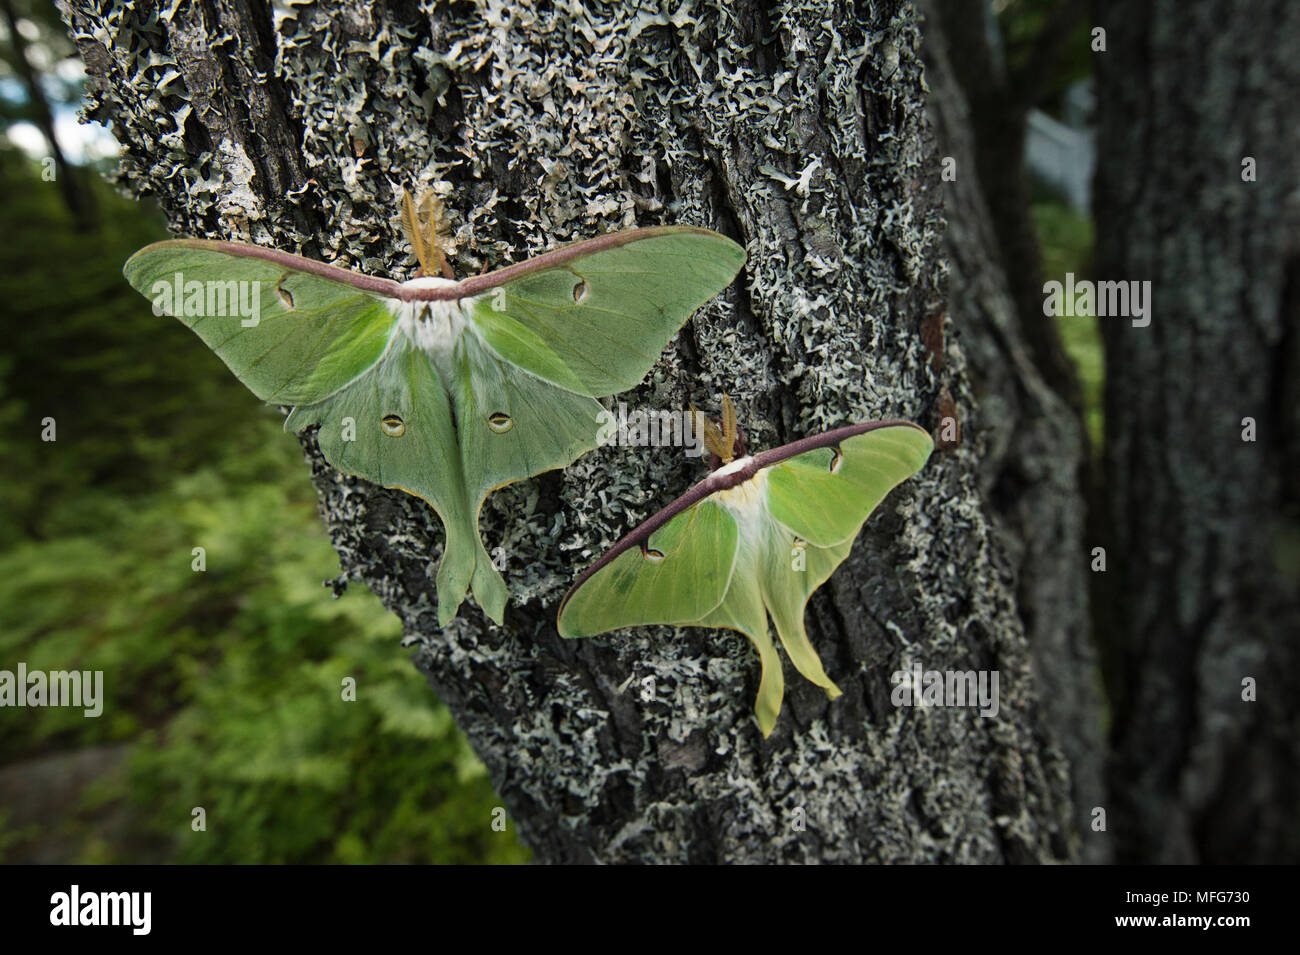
[596,403,704,457]
[50,885,150,935]
[0,664,103,717]
[890,664,1000,718]
[151,272,262,327]
[1043,272,1151,327]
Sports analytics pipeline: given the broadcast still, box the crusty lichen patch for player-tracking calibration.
[63,0,1071,862]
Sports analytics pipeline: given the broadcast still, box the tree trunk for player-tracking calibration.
[928,0,1085,416]
[1094,0,1300,863]
[919,0,1107,863]
[2,0,96,230]
[62,0,1077,862]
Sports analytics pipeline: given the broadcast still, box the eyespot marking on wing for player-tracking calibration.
[487,412,514,434]
[829,447,843,474]
[275,273,295,310]
[381,414,406,437]
[572,278,589,303]
[641,546,666,562]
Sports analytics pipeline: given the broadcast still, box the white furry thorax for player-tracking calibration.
[714,460,768,528]
[392,278,468,353]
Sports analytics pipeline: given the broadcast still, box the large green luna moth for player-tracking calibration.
[123,192,745,625]
[557,397,933,736]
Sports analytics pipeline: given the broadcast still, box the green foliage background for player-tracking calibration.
[1034,194,1102,450]
[0,146,528,863]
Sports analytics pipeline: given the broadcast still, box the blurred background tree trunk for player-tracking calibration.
[927,0,1084,415]
[1093,0,1300,863]
[58,0,1088,861]
[919,0,1107,862]
[1,0,96,229]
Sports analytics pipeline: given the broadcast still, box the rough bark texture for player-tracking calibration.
[62,0,1076,862]
[919,0,1107,863]
[1094,0,1300,863]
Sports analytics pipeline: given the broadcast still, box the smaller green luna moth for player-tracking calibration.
[124,190,745,626]
[557,397,933,736]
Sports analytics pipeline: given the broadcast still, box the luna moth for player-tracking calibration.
[123,191,745,625]
[557,396,933,736]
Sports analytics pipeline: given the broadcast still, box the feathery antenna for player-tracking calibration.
[693,394,739,464]
[399,186,454,279]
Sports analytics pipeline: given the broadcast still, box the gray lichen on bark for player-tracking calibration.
[63,0,1077,862]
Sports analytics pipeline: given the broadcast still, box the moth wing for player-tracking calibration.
[124,240,399,406]
[466,227,745,397]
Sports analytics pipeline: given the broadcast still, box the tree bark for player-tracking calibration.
[1094,0,1300,863]
[62,0,1077,862]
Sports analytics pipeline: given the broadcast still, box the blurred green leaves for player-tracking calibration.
[1032,195,1102,452]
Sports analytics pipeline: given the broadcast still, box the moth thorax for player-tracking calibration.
[715,461,767,527]
[393,293,466,353]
